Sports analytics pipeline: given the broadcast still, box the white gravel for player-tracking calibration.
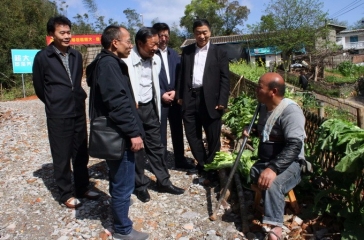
[0,96,245,240]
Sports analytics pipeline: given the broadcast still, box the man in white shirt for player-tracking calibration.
[123,27,184,202]
[177,19,230,179]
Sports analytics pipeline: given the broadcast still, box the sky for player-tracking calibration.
[64,0,364,32]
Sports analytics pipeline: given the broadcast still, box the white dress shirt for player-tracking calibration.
[159,48,170,84]
[139,59,153,103]
[192,42,210,88]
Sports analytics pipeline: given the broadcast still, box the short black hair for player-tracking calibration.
[101,25,122,49]
[268,80,286,97]
[47,15,72,34]
[152,23,170,34]
[193,19,211,32]
[135,27,158,44]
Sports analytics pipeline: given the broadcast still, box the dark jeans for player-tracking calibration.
[250,160,301,227]
[106,150,135,235]
[135,101,171,190]
[46,114,89,203]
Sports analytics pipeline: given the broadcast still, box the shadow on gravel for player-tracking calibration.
[33,162,114,230]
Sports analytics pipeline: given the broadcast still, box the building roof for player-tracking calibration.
[337,28,364,36]
[180,33,266,48]
[327,23,347,33]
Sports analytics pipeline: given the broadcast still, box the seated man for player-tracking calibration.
[245,72,305,240]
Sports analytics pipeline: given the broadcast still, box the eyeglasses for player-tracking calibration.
[116,39,133,46]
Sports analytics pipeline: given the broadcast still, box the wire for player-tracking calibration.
[330,0,364,19]
[330,0,362,17]
[331,2,364,19]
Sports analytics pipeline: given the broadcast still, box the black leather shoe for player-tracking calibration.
[158,184,185,195]
[175,161,196,169]
[133,189,150,202]
[186,168,199,175]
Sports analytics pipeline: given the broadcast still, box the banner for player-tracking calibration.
[46,34,101,45]
[11,49,40,74]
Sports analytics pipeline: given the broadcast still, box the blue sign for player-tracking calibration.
[11,49,40,74]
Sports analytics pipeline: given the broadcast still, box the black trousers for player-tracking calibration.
[160,101,186,163]
[135,101,171,190]
[46,114,90,203]
[183,90,222,168]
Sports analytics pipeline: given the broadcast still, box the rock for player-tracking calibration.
[183,223,194,230]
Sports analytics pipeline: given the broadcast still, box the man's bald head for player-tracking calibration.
[260,72,286,97]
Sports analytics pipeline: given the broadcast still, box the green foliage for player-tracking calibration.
[248,0,327,59]
[205,137,259,180]
[222,92,257,138]
[336,61,364,79]
[324,75,356,84]
[229,60,266,83]
[0,0,55,93]
[122,8,143,38]
[180,0,249,36]
[313,119,364,238]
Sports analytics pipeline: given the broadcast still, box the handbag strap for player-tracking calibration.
[89,54,137,120]
[89,55,104,121]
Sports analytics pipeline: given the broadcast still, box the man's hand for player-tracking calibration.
[130,136,143,152]
[215,105,224,110]
[258,168,277,190]
[162,90,175,104]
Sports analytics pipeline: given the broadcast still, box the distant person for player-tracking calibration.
[177,19,230,178]
[32,15,99,209]
[299,70,308,90]
[123,27,184,203]
[86,25,148,240]
[152,22,194,170]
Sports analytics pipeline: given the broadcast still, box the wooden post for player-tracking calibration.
[357,108,364,128]
[318,101,325,118]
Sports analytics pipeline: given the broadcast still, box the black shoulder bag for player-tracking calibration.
[88,56,125,160]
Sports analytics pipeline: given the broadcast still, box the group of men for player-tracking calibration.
[32,15,306,240]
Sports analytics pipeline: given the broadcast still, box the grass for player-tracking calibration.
[229,60,267,83]
[0,80,35,101]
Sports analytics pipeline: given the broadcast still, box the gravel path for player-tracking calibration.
[0,96,245,240]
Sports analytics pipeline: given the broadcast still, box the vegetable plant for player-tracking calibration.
[312,119,364,239]
[222,92,257,138]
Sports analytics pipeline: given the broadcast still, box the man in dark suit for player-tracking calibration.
[152,22,194,169]
[177,19,230,176]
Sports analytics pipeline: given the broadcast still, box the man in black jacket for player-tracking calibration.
[32,16,99,209]
[177,19,230,177]
[86,25,148,240]
[245,73,304,240]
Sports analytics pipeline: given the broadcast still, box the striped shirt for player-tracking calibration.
[52,45,72,85]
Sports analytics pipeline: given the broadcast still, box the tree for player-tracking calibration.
[122,8,143,40]
[180,0,250,36]
[329,18,348,28]
[351,17,364,30]
[219,0,250,35]
[169,23,185,53]
[248,0,328,63]
[72,13,94,34]
[0,0,55,94]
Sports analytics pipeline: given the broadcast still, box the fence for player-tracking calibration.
[230,71,364,128]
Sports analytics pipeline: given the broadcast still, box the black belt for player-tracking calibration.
[190,87,202,93]
[138,100,152,106]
